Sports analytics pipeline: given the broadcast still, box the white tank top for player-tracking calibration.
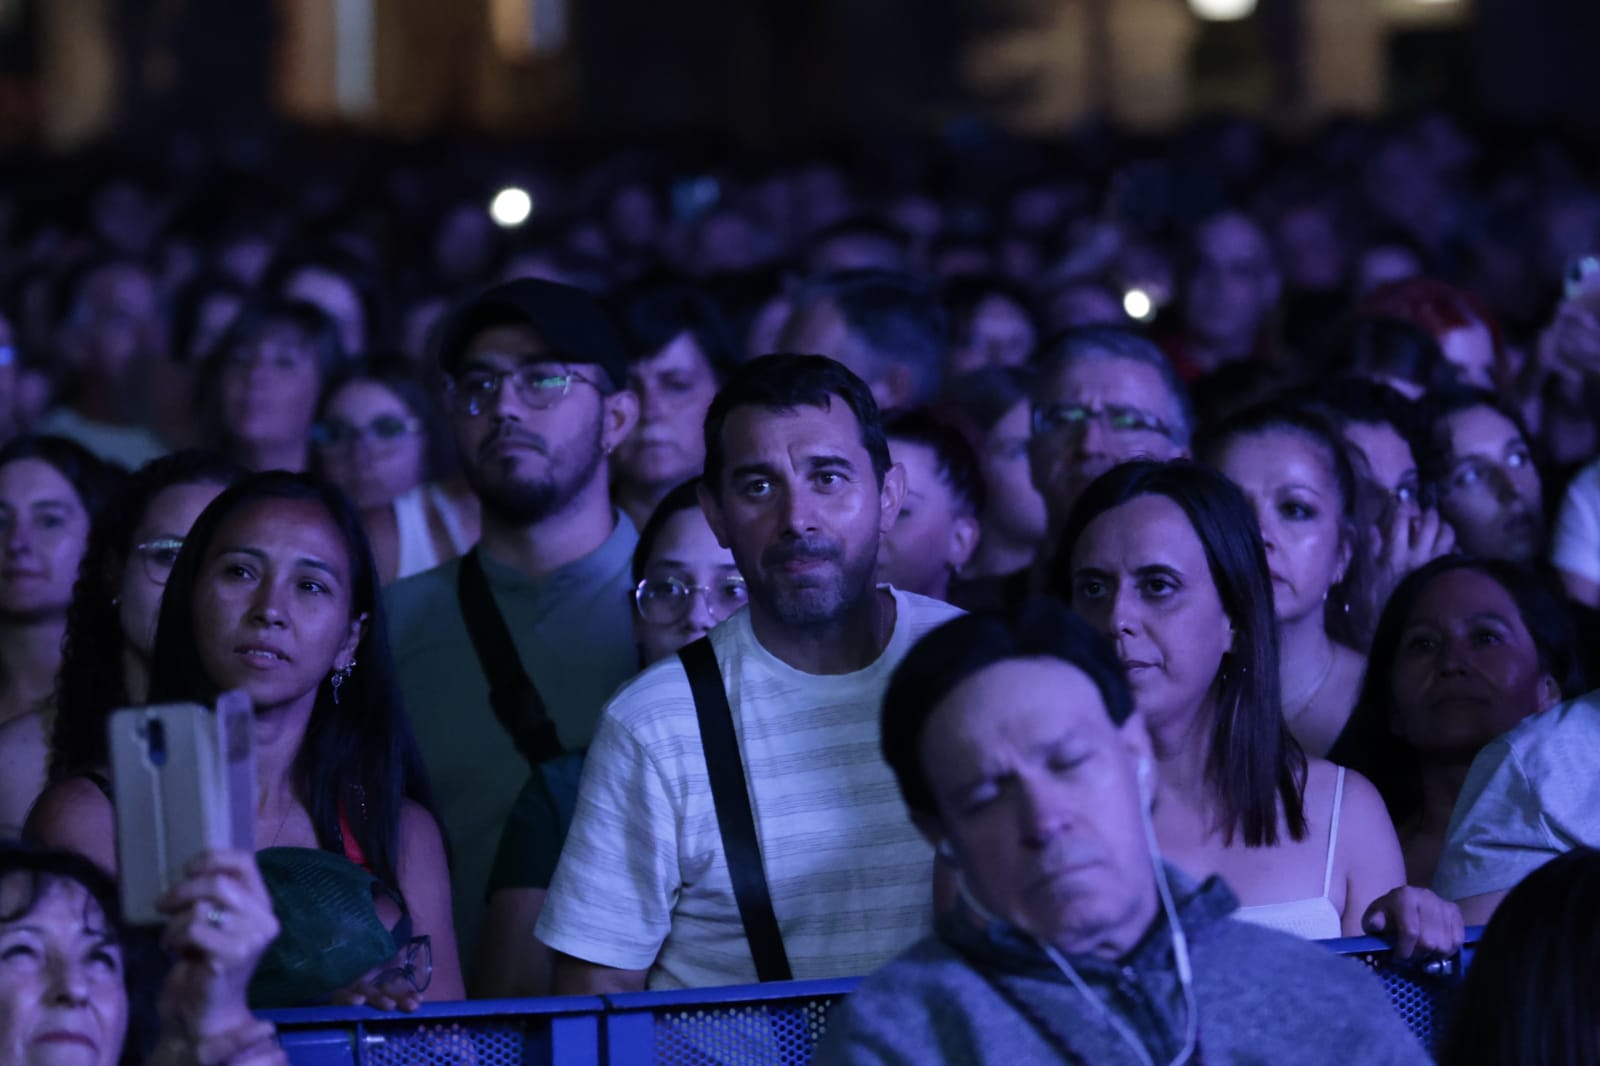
[1232,766,1346,940]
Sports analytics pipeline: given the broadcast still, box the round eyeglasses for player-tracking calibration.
[444,365,600,417]
[312,413,423,450]
[634,575,749,627]
[132,537,185,586]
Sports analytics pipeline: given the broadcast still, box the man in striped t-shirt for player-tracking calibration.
[538,353,961,991]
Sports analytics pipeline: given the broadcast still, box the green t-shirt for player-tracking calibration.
[384,514,640,968]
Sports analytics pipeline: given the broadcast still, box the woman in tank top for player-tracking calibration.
[1053,461,1462,949]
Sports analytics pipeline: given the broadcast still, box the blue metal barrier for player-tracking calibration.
[260,995,606,1066]
[267,931,1479,1065]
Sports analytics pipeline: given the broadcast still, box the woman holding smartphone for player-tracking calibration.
[29,470,463,1007]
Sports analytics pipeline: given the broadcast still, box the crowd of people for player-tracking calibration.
[3,110,1600,1061]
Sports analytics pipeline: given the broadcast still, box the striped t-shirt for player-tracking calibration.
[537,586,962,989]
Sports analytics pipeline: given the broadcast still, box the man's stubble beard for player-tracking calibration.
[466,418,606,527]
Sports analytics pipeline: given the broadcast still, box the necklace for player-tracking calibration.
[1285,645,1336,724]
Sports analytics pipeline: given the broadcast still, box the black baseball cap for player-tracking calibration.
[433,277,630,389]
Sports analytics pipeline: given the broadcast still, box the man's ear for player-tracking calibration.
[698,481,732,550]
[601,388,641,455]
[1536,674,1562,714]
[878,462,907,534]
[949,515,980,573]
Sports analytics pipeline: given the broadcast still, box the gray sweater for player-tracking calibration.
[814,870,1432,1065]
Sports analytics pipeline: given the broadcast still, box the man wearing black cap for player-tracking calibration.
[384,278,639,989]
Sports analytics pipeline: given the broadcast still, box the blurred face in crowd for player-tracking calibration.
[119,481,227,662]
[219,320,322,456]
[0,873,127,1066]
[1184,213,1280,352]
[809,232,908,275]
[1438,321,1496,389]
[1275,204,1344,292]
[633,506,745,666]
[702,399,903,633]
[1343,420,1421,511]
[0,460,89,622]
[778,299,908,412]
[948,294,1035,378]
[615,333,720,495]
[980,399,1049,553]
[315,379,427,512]
[192,497,364,720]
[1029,356,1187,536]
[283,267,364,358]
[1433,405,1542,563]
[1068,494,1235,732]
[1390,568,1557,754]
[916,656,1156,958]
[448,324,636,526]
[72,263,161,378]
[1212,430,1350,628]
[877,439,977,601]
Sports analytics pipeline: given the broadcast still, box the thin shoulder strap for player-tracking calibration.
[456,548,564,770]
[678,636,793,983]
[1322,766,1346,899]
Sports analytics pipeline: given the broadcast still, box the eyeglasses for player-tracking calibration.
[376,935,432,995]
[444,364,600,417]
[132,537,184,585]
[311,414,423,449]
[1031,402,1175,442]
[634,575,749,626]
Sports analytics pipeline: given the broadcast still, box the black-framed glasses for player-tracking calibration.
[132,537,184,585]
[634,575,749,626]
[311,414,423,449]
[376,934,432,995]
[1031,403,1175,442]
[444,364,600,417]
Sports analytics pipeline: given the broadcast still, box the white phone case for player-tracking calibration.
[107,691,256,925]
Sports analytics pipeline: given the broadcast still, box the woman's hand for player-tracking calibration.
[155,849,281,1041]
[1372,504,1454,606]
[1361,886,1465,961]
[329,973,425,1013]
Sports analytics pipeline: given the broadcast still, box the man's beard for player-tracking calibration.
[465,419,605,526]
[751,530,880,630]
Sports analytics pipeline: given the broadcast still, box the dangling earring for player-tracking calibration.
[330,658,356,704]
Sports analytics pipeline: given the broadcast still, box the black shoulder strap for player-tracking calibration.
[678,637,793,983]
[456,547,565,770]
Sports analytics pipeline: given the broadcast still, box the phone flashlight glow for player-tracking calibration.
[490,187,534,228]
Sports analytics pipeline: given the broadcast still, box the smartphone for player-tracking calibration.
[107,692,256,925]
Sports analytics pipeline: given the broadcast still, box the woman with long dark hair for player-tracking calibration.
[1052,461,1460,948]
[0,436,122,835]
[29,471,462,1007]
[49,450,240,783]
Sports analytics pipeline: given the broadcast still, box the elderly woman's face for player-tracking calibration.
[0,873,127,1066]
[1067,494,1236,732]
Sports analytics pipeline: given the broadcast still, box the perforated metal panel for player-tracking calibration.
[352,1018,542,1066]
[1352,949,1454,1052]
[652,994,846,1066]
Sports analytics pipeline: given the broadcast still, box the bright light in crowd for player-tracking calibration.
[1187,0,1257,19]
[490,187,533,227]
[1123,288,1155,322]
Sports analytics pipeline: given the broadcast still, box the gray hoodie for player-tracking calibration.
[814,869,1433,1065]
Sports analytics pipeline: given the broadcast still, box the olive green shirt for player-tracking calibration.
[384,513,639,968]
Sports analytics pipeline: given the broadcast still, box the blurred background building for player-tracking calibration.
[0,0,1595,149]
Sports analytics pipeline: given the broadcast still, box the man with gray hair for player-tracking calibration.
[1027,326,1192,562]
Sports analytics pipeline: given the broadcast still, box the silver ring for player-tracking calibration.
[205,905,227,929]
